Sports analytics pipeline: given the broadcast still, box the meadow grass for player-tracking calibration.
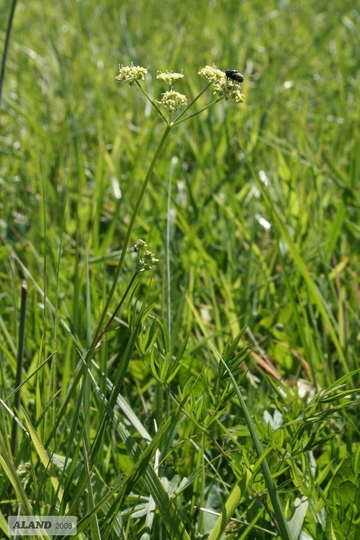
[1,0,360,538]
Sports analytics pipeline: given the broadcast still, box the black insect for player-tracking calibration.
[225,69,244,83]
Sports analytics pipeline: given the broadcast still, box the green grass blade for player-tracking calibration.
[213,342,293,540]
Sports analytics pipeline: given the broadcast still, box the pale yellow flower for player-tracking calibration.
[157,70,184,86]
[115,63,148,86]
[199,65,244,103]
[159,90,187,112]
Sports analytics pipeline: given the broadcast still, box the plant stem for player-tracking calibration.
[95,270,139,348]
[0,0,18,108]
[45,123,173,446]
[89,122,172,354]
[11,280,27,457]
[173,82,212,123]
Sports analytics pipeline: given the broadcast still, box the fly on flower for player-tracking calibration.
[226,70,244,83]
[199,65,245,103]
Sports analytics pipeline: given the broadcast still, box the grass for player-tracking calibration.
[1,0,360,538]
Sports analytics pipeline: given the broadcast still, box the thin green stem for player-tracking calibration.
[95,270,139,347]
[173,82,213,123]
[174,98,223,125]
[89,122,172,354]
[11,280,27,457]
[165,160,178,346]
[0,0,17,108]
[45,123,173,447]
[136,80,168,122]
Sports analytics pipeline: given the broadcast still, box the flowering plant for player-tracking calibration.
[92,62,245,350]
[115,62,244,124]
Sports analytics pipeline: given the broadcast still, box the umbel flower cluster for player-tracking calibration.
[199,65,244,103]
[115,64,148,85]
[115,63,244,113]
[134,239,159,272]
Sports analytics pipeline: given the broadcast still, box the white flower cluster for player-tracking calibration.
[134,239,159,272]
[115,64,244,110]
[199,65,244,103]
[115,63,148,86]
[198,65,225,84]
[157,70,184,86]
[159,90,188,112]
